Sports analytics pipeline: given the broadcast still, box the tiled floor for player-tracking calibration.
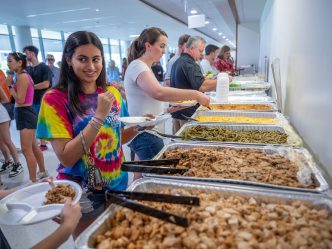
[0,115,173,249]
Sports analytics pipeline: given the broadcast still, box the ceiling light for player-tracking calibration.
[95,9,100,12]
[212,28,217,31]
[26,8,90,18]
[190,10,198,14]
[222,36,226,39]
[205,21,209,24]
[129,34,140,38]
[218,32,222,35]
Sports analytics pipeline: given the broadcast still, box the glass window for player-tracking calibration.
[111,45,120,67]
[30,28,38,38]
[41,30,61,40]
[100,38,108,45]
[0,35,11,71]
[103,44,110,64]
[0,24,8,35]
[120,40,128,59]
[110,39,118,45]
[43,39,63,63]
[31,37,43,62]
[64,32,71,40]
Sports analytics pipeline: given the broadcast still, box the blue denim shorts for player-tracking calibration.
[128,132,164,160]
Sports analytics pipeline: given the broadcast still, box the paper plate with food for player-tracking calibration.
[169,100,198,107]
[119,114,171,127]
[203,71,217,79]
[0,180,82,225]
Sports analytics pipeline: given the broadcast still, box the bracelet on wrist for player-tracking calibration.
[93,115,104,123]
[90,119,102,128]
[91,117,103,126]
[89,122,100,131]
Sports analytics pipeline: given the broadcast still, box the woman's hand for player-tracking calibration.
[60,198,82,233]
[196,92,210,107]
[95,91,116,120]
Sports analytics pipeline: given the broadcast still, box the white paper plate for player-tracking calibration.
[169,101,198,107]
[0,180,82,225]
[119,114,171,127]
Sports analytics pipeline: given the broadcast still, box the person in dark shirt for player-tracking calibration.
[170,36,217,133]
[23,45,52,152]
[151,61,164,83]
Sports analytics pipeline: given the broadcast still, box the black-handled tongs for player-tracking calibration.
[122,159,188,175]
[90,189,200,227]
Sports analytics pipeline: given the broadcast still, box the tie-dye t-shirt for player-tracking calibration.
[36,86,129,190]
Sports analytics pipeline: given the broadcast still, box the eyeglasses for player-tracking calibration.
[47,58,54,61]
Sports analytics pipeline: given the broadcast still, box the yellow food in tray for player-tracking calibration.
[173,100,196,104]
[201,103,273,111]
[196,115,278,124]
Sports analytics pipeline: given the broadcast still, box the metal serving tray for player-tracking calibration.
[175,123,303,146]
[191,111,288,125]
[199,102,278,112]
[145,142,329,193]
[75,178,332,249]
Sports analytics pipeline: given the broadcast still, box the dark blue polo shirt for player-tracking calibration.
[170,53,205,120]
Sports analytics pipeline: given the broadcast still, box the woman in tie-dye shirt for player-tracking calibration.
[36,31,139,237]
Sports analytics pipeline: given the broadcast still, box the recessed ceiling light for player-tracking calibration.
[190,10,197,14]
[205,21,210,24]
[218,32,222,35]
[129,34,140,38]
[212,28,217,31]
[222,36,226,39]
[95,9,100,12]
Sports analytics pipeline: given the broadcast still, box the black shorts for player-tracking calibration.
[14,106,38,130]
[2,103,14,120]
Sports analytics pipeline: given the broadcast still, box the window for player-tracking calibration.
[111,45,120,67]
[0,24,8,35]
[43,39,63,64]
[41,30,61,40]
[0,35,11,71]
[103,44,110,64]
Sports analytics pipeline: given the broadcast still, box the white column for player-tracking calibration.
[14,26,33,52]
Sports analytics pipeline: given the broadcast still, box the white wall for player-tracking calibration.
[259,0,332,178]
[237,22,260,68]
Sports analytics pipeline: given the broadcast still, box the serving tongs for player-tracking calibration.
[122,159,188,175]
[90,189,200,227]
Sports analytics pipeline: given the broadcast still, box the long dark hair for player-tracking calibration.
[8,52,27,70]
[128,27,167,63]
[56,31,106,115]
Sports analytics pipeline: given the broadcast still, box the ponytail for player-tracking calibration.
[128,39,145,64]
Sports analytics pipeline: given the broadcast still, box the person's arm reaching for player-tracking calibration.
[31,198,82,249]
[199,79,217,92]
[137,70,210,107]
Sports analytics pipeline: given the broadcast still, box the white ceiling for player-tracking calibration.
[0,0,238,49]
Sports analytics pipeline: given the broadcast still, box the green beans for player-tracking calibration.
[181,125,288,144]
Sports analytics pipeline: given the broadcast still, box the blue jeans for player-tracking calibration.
[128,132,164,160]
